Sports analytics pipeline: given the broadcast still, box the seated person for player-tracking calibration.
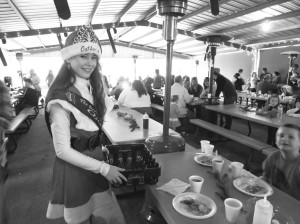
[144,77,163,105]
[262,123,300,201]
[171,75,193,117]
[16,78,39,114]
[188,77,203,97]
[109,76,129,100]
[118,80,152,115]
[256,94,280,146]
[286,97,300,117]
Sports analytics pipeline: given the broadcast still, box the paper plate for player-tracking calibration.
[233,177,273,197]
[194,154,213,167]
[172,192,217,219]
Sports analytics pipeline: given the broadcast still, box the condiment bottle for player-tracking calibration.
[252,195,273,224]
[143,113,149,129]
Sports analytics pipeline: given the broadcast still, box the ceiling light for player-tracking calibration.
[261,21,271,32]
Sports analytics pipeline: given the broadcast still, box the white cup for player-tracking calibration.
[207,93,212,98]
[189,175,204,194]
[231,162,244,179]
[204,144,214,155]
[212,157,224,175]
[224,198,243,223]
[200,140,210,153]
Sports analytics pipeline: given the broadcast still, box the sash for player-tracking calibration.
[45,91,102,137]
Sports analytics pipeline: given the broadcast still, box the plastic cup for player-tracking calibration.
[212,157,224,175]
[200,140,210,153]
[224,198,243,223]
[207,93,212,98]
[204,144,214,155]
[189,175,204,194]
[231,162,244,179]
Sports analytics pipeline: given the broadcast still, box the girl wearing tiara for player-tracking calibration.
[45,25,127,224]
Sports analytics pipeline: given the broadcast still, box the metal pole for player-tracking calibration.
[208,46,216,105]
[163,41,174,137]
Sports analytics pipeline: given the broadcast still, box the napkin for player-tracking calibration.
[156,178,190,196]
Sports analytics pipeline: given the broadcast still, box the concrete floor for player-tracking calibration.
[1,108,269,224]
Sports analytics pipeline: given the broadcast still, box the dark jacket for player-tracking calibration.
[256,81,278,94]
[215,74,237,101]
[188,84,203,97]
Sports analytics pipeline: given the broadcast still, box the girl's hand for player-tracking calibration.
[105,165,127,184]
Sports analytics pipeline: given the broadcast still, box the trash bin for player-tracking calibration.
[4,76,12,87]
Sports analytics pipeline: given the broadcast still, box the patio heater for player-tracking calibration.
[16,52,24,88]
[197,34,232,104]
[145,0,187,154]
[280,51,300,85]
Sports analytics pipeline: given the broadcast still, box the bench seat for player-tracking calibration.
[5,107,33,153]
[190,119,277,156]
[151,103,187,118]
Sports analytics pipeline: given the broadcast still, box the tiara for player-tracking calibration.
[73,25,99,45]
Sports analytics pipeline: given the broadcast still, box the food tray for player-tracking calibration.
[105,143,161,187]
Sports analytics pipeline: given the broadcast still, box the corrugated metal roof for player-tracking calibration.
[1,0,300,57]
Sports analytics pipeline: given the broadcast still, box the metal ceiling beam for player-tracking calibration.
[6,0,32,29]
[233,23,300,40]
[13,41,192,59]
[115,0,139,23]
[129,29,159,45]
[88,0,102,24]
[174,37,197,47]
[174,43,204,52]
[6,0,46,48]
[245,33,300,45]
[178,0,232,23]
[191,0,291,31]
[142,5,157,21]
[217,10,300,34]
[0,20,252,52]
[259,41,300,50]
[9,38,27,50]
[143,38,164,46]
[113,5,156,41]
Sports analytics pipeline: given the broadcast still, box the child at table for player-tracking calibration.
[262,123,300,201]
[169,95,181,130]
[256,94,280,146]
[286,97,300,117]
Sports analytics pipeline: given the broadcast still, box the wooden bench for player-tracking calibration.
[5,107,35,153]
[190,118,277,158]
[150,103,187,118]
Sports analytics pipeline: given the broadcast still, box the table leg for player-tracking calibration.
[247,121,252,136]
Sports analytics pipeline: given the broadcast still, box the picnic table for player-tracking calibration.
[144,151,300,224]
[102,106,178,145]
[205,104,299,129]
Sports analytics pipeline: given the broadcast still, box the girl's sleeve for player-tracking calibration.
[49,103,110,176]
[117,89,127,105]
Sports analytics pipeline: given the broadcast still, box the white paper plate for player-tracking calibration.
[233,177,273,197]
[194,154,213,167]
[172,192,217,219]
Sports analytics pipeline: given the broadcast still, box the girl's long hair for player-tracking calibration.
[132,80,147,97]
[46,60,106,124]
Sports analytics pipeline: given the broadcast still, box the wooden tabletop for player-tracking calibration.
[102,106,178,145]
[145,151,300,224]
[237,92,291,104]
[205,104,299,128]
